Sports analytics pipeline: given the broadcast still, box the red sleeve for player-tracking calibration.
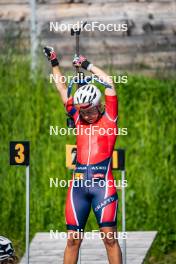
[105,95,118,122]
[64,97,79,123]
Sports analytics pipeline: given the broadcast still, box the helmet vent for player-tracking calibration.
[92,93,96,100]
[83,96,87,103]
[73,84,101,107]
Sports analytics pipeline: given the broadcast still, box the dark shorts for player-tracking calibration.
[65,158,118,231]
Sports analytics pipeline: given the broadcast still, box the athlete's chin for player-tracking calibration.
[86,119,97,124]
[82,115,99,123]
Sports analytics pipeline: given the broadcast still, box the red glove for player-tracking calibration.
[73,55,91,70]
[43,46,59,67]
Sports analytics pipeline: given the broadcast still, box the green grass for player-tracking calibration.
[0,56,176,262]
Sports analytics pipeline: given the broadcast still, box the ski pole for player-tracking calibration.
[71,22,87,89]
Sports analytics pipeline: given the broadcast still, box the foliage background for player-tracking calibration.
[0,55,176,263]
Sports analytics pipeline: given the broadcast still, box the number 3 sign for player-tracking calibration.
[10,141,30,166]
[9,141,30,264]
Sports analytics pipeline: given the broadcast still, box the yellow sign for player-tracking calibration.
[66,145,124,170]
[15,143,25,164]
[10,141,30,166]
[66,144,77,169]
[112,149,118,170]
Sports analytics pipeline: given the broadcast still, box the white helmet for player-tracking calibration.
[73,84,101,107]
[0,236,14,261]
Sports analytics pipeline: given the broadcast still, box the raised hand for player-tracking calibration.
[73,54,91,70]
[43,46,59,67]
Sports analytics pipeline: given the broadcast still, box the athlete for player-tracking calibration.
[0,236,18,264]
[43,46,122,264]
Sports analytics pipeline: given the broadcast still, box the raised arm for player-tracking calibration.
[43,47,67,104]
[90,65,116,96]
[73,55,116,96]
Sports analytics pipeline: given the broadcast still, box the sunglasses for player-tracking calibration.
[79,106,99,116]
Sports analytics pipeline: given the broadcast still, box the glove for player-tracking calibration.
[73,55,92,70]
[43,46,59,67]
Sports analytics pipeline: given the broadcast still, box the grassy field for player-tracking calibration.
[0,56,176,262]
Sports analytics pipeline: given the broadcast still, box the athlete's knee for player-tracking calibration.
[103,235,117,248]
[67,238,81,248]
[67,233,82,249]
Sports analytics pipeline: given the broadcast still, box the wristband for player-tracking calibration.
[81,60,91,70]
[87,63,93,71]
[51,58,59,67]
